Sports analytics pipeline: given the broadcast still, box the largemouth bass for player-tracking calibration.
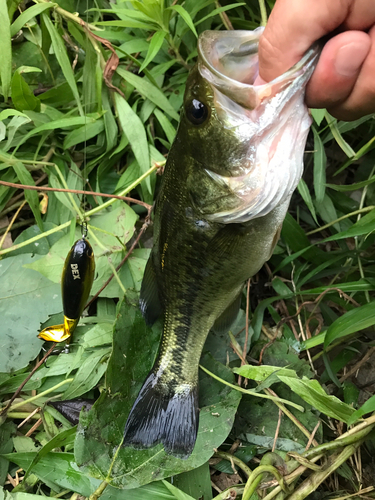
[123,28,319,459]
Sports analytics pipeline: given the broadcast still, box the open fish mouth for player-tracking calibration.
[196,29,320,224]
[198,27,319,110]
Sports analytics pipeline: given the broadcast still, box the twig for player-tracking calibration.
[339,346,375,383]
[0,342,57,416]
[239,280,251,387]
[305,421,320,451]
[0,181,151,210]
[17,407,40,429]
[0,200,26,249]
[272,408,282,452]
[25,418,43,437]
[215,1,234,30]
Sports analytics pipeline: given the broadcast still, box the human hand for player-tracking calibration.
[257,0,375,121]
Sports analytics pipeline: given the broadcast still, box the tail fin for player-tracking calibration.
[123,372,199,459]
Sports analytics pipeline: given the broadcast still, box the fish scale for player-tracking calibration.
[123,27,320,459]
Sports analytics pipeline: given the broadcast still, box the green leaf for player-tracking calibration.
[14,116,96,151]
[195,2,246,26]
[0,1,11,101]
[162,481,196,500]
[1,453,180,499]
[140,31,167,72]
[347,394,375,425]
[297,178,318,224]
[117,67,179,121]
[310,108,325,126]
[42,13,83,115]
[0,253,61,373]
[233,365,298,381]
[63,119,105,149]
[12,161,43,230]
[171,463,212,500]
[23,427,76,481]
[115,93,151,192]
[62,347,111,399]
[167,5,198,37]
[11,71,41,112]
[312,127,326,204]
[154,108,176,144]
[278,376,354,423]
[10,3,54,37]
[74,292,241,488]
[324,301,375,349]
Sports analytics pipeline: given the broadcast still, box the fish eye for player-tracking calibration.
[186,99,209,125]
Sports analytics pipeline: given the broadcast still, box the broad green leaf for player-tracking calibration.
[310,108,325,126]
[1,453,178,499]
[117,67,179,121]
[154,108,176,144]
[297,178,318,224]
[10,3,54,37]
[15,116,96,150]
[74,292,241,488]
[12,161,43,230]
[62,347,111,399]
[167,5,198,37]
[63,119,105,149]
[316,194,339,231]
[233,365,298,381]
[115,93,151,192]
[0,109,29,120]
[42,13,83,115]
[324,301,375,349]
[11,71,41,112]
[171,463,212,500]
[312,127,326,204]
[0,254,61,373]
[162,481,195,500]
[325,111,355,157]
[0,1,11,100]
[23,427,76,480]
[347,394,375,425]
[140,31,167,72]
[278,376,354,422]
[96,19,158,30]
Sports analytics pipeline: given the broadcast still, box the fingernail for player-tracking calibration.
[335,42,369,77]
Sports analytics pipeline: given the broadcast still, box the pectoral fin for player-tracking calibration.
[212,290,242,334]
[139,257,162,326]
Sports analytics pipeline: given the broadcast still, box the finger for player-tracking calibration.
[305,31,371,109]
[258,0,353,82]
[258,0,375,84]
[328,25,375,120]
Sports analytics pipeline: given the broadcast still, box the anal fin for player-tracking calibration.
[139,257,162,326]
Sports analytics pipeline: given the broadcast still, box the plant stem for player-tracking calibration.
[287,443,360,500]
[214,451,252,477]
[258,0,268,26]
[199,365,304,411]
[0,162,160,257]
[306,206,375,235]
[212,485,245,500]
[7,378,73,411]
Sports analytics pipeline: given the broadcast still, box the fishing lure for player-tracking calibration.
[38,236,95,343]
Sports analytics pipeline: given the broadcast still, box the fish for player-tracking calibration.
[38,237,95,343]
[123,27,319,459]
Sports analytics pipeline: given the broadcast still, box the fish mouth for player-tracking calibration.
[198,28,320,110]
